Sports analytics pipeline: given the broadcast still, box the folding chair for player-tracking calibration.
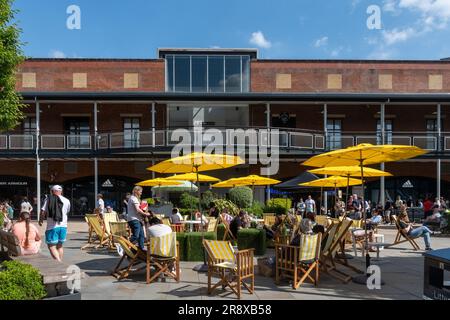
[147,233,180,284]
[102,212,119,235]
[390,215,420,250]
[203,239,254,299]
[171,224,185,233]
[263,214,276,227]
[109,221,130,248]
[219,215,236,242]
[111,235,148,281]
[206,217,218,233]
[81,214,110,250]
[315,215,329,226]
[275,232,322,289]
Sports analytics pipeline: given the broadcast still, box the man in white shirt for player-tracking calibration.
[305,195,316,214]
[21,197,33,214]
[39,185,70,262]
[170,207,183,224]
[96,194,105,214]
[147,217,172,238]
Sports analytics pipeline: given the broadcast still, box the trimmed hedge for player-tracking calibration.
[176,232,217,261]
[0,260,47,300]
[237,228,266,256]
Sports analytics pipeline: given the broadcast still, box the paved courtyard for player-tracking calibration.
[36,221,449,300]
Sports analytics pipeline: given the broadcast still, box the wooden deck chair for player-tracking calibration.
[275,232,322,289]
[171,224,185,233]
[102,212,119,235]
[219,215,236,242]
[263,214,276,227]
[109,221,130,248]
[162,217,171,226]
[390,215,420,250]
[81,214,109,250]
[315,215,329,227]
[147,233,180,284]
[84,215,93,244]
[320,219,358,283]
[203,239,254,299]
[111,235,148,281]
[206,217,218,233]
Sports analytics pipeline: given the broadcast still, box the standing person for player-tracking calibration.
[96,194,105,214]
[423,197,434,219]
[395,195,404,215]
[39,185,70,262]
[305,195,316,215]
[384,199,394,224]
[297,198,306,217]
[123,193,131,215]
[351,195,362,220]
[5,200,14,221]
[127,186,151,250]
[334,197,346,217]
[20,197,33,214]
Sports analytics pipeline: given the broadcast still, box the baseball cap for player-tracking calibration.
[51,185,63,191]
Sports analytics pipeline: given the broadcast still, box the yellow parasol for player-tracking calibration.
[136,178,183,200]
[212,178,247,188]
[165,172,220,183]
[308,166,392,208]
[299,175,363,188]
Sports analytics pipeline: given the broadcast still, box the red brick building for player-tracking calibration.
[1,48,449,215]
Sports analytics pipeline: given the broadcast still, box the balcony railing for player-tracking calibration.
[0,129,448,154]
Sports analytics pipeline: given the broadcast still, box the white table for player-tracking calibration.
[182,220,202,232]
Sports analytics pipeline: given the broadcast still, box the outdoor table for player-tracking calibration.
[182,220,202,232]
[423,248,450,300]
[367,242,391,262]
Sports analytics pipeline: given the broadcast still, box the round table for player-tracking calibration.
[182,220,202,232]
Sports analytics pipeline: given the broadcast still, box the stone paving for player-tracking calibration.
[35,221,450,300]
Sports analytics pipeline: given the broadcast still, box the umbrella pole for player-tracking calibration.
[193,165,208,273]
[346,175,350,212]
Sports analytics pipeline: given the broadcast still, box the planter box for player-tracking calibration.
[44,291,81,300]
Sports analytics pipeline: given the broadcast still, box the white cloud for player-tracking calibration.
[249,31,272,49]
[49,50,66,58]
[383,0,398,12]
[382,27,416,45]
[399,0,450,27]
[314,36,328,47]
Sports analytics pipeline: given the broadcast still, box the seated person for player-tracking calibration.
[220,208,233,225]
[423,205,442,229]
[334,198,346,217]
[263,213,284,240]
[365,207,382,230]
[208,202,219,218]
[194,210,208,230]
[398,209,433,250]
[12,211,42,255]
[299,212,325,235]
[170,207,183,224]
[1,204,13,231]
[147,217,172,238]
[230,210,246,239]
[105,206,118,215]
[286,208,298,227]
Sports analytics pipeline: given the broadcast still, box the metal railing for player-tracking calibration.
[0,129,448,153]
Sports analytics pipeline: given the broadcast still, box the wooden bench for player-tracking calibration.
[0,229,84,299]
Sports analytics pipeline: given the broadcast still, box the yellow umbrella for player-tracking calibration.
[300,175,363,188]
[308,166,393,208]
[303,144,427,275]
[136,178,183,200]
[228,175,281,186]
[212,178,248,188]
[303,143,427,168]
[165,173,220,183]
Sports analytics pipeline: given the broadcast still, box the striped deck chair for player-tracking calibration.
[390,215,420,250]
[111,235,148,281]
[203,239,254,299]
[147,232,180,284]
[219,215,236,242]
[206,217,218,233]
[81,214,109,250]
[102,212,119,235]
[275,232,322,289]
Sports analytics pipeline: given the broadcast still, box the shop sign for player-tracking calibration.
[0,181,28,186]
[102,179,114,188]
[402,180,414,188]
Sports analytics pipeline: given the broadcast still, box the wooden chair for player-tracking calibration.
[203,239,254,299]
[315,215,330,227]
[147,233,180,284]
[275,232,322,289]
[111,235,148,281]
[109,221,130,248]
[320,219,360,283]
[81,214,109,250]
[171,224,185,233]
[390,215,420,250]
[219,215,236,242]
[206,217,218,233]
[102,212,119,235]
[263,214,276,227]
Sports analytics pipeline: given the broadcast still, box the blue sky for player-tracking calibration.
[13,0,450,60]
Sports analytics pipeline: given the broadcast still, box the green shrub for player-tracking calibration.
[245,201,264,218]
[201,191,218,210]
[0,213,4,227]
[237,228,266,256]
[265,198,292,215]
[176,233,188,261]
[179,192,199,209]
[179,208,193,217]
[185,232,217,261]
[213,199,239,216]
[229,187,253,208]
[0,260,46,300]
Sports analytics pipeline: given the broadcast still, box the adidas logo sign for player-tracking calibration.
[402,180,413,188]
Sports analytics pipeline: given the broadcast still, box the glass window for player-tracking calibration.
[191,56,207,92]
[327,119,342,150]
[225,56,241,92]
[241,56,250,92]
[377,120,393,144]
[208,56,224,93]
[123,118,140,148]
[174,56,190,92]
[23,117,36,134]
[166,55,174,92]
[64,117,90,148]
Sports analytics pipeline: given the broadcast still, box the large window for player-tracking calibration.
[326,119,342,150]
[64,117,90,148]
[123,118,140,148]
[165,55,251,93]
[377,120,393,144]
[23,117,36,134]
[426,119,443,150]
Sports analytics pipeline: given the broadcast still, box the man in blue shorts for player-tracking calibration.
[39,185,70,262]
